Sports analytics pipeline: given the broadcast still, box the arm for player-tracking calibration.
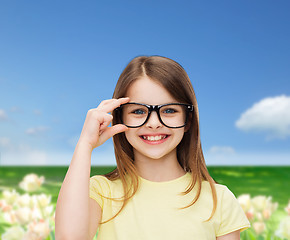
[55,142,98,240]
[55,98,129,240]
[216,230,240,240]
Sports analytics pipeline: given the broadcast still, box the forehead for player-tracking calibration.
[125,76,178,105]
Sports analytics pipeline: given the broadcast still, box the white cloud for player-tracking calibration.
[0,141,46,165]
[1,150,48,165]
[0,148,116,166]
[0,142,57,165]
[0,109,8,121]
[25,126,50,135]
[0,137,11,149]
[0,142,289,166]
[206,145,290,165]
[0,139,27,153]
[206,145,236,165]
[236,95,290,139]
[33,109,42,116]
[205,149,290,166]
[208,146,236,155]
[10,106,22,113]
[0,139,116,166]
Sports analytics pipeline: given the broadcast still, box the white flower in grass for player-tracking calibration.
[251,195,278,220]
[1,226,25,240]
[2,189,19,205]
[17,193,33,208]
[237,194,251,212]
[251,196,270,211]
[50,211,56,223]
[35,193,51,208]
[0,199,12,212]
[30,194,54,219]
[22,232,40,240]
[285,200,290,215]
[245,207,255,221]
[15,207,32,224]
[31,206,43,219]
[256,212,263,221]
[19,173,45,192]
[43,205,54,218]
[26,219,50,239]
[276,216,290,239]
[3,211,17,224]
[253,221,266,235]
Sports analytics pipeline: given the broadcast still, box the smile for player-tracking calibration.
[140,135,168,141]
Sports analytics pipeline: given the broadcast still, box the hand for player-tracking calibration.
[78,97,130,150]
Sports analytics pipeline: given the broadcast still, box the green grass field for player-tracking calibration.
[0,165,115,206]
[0,166,289,209]
[0,166,289,239]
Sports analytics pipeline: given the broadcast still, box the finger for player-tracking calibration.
[97,97,130,113]
[98,114,113,132]
[98,124,128,145]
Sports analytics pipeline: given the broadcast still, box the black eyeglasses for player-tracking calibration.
[116,102,193,128]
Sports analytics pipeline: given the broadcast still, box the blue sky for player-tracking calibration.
[0,1,289,165]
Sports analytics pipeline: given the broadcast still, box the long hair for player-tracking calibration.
[102,56,217,223]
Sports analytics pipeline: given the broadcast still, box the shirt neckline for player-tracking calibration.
[138,172,191,185]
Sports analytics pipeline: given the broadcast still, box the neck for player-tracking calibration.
[133,149,186,182]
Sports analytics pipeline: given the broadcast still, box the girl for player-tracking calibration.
[55,56,250,240]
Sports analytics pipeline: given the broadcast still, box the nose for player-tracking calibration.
[145,111,162,129]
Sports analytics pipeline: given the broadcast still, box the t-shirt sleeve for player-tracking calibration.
[89,175,111,210]
[216,186,251,237]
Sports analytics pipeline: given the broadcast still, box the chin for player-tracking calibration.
[134,149,175,161]
[145,154,166,160]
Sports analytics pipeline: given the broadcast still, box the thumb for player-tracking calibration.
[98,124,128,146]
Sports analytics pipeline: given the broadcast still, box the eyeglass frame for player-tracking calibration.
[115,102,194,129]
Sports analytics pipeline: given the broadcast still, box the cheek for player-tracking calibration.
[174,129,185,139]
[176,131,186,145]
[124,130,136,146]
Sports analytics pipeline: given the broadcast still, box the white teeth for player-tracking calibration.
[142,135,167,141]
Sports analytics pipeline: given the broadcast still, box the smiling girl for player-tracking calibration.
[55,56,250,240]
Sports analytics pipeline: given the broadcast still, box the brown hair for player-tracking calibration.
[103,55,217,223]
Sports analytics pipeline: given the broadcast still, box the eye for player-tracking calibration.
[162,108,177,114]
[132,109,146,115]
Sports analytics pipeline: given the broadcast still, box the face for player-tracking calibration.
[124,76,186,162]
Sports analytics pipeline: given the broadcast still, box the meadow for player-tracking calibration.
[0,166,289,239]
